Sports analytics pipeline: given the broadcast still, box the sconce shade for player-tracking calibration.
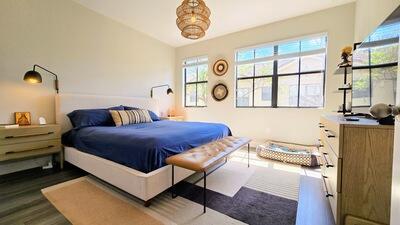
[23,65,59,93]
[23,70,42,83]
[150,85,173,98]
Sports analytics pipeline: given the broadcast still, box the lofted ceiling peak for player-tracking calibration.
[73,0,355,47]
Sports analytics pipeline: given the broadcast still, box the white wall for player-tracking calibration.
[0,0,175,174]
[175,4,356,145]
[354,0,400,42]
[0,0,175,125]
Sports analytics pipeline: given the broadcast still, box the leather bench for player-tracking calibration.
[166,136,251,213]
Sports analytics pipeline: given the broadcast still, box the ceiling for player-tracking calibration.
[73,0,355,47]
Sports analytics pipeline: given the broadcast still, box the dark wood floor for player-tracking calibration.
[0,165,86,225]
[0,164,334,225]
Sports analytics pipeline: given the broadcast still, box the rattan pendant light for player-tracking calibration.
[176,0,211,40]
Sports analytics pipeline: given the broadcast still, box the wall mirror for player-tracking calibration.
[352,6,400,108]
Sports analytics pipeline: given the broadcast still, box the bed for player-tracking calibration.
[63,120,231,173]
[56,93,231,204]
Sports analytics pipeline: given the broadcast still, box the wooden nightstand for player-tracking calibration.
[160,116,185,121]
[0,124,63,169]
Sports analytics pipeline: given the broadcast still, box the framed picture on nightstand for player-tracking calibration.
[14,112,31,126]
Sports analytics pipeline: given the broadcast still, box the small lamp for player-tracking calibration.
[23,64,59,93]
[150,84,173,98]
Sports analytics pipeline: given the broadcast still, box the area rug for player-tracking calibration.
[245,165,300,200]
[42,158,300,225]
[175,161,300,225]
[43,176,244,225]
[185,161,256,197]
[42,177,163,225]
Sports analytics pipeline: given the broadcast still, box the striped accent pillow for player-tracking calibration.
[109,109,153,127]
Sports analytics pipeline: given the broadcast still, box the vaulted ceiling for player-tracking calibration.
[73,0,355,47]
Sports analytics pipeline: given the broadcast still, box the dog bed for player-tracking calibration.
[256,140,320,167]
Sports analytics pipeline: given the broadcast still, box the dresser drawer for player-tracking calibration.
[319,120,340,157]
[329,186,340,224]
[322,173,339,222]
[0,139,61,156]
[320,145,342,194]
[0,125,60,145]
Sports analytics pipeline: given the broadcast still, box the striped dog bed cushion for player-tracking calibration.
[110,109,153,127]
[256,140,320,167]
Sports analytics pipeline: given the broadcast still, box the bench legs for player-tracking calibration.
[248,143,250,168]
[203,171,206,213]
[144,200,151,207]
[170,142,251,214]
[171,165,177,198]
[170,165,207,213]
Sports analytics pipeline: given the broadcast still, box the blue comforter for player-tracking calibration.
[62,120,231,173]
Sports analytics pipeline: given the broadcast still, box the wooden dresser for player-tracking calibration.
[0,124,63,169]
[319,115,394,225]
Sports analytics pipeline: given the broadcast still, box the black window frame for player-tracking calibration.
[183,57,208,107]
[352,41,398,108]
[235,36,327,108]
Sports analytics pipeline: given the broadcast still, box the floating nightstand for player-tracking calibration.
[0,124,63,169]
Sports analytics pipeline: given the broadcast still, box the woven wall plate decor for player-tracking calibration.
[212,83,228,101]
[213,59,228,76]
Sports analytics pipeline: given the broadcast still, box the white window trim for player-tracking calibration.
[182,55,208,67]
[235,32,328,53]
[182,56,209,107]
[235,48,326,66]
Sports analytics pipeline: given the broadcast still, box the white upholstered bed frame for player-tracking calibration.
[55,93,193,203]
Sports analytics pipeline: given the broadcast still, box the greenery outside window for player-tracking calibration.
[235,34,327,108]
[352,22,400,107]
[183,56,208,107]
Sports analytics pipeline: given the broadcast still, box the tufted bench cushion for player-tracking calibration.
[166,136,251,172]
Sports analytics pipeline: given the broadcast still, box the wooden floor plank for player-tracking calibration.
[0,165,84,225]
[0,198,52,225]
[0,169,83,197]
[24,204,70,225]
[295,175,335,225]
[36,214,71,225]
[0,194,45,219]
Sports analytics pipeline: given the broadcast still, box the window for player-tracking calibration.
[235,34,327,108]
[183,56,208,107]
[352,22,399,107]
